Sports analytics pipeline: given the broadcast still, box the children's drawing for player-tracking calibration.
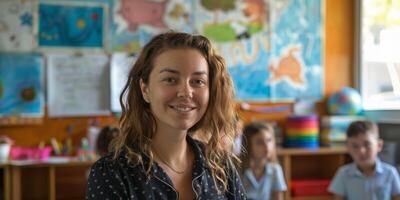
[118,0,169,32]
[110,0,193,52]
[38,2,106,48]
[0,53,44,116]
[0,1,34,51]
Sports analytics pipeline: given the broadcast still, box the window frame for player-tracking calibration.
[355,0,400,123]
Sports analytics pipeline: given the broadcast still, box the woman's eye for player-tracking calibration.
[163,78,176,83]
[192,79,206,86]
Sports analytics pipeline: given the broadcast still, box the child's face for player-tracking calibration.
[250,130,274,161]
[347,132,383,168]
[140,48,209,132]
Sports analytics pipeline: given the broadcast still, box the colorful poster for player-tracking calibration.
[47,54,110,117]
[110,53,137,112]
[38,1,106,48]
[194,0,272,100]
[0,53,44,116]
[195,0,323,101]
[110,0,323,101]
[268,0,323,101]
[0,1,34,51]
[110,0,194,52]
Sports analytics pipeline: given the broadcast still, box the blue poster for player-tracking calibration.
[0,53,44,116]
[38,2,105,48]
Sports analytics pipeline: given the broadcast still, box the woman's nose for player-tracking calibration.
[177,82,193,98]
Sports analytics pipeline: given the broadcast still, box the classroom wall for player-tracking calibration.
[0,0,355,147]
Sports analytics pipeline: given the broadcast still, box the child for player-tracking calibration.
[328,120,400,200]
[240,120,287,200]
[86,31,245,199]
[95,125,119,157]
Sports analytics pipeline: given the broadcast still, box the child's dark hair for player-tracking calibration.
[96,126,119,156]
[346,120,379,139]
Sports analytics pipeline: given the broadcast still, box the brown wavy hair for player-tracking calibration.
[240,120,278,172]
[112,31,237,192]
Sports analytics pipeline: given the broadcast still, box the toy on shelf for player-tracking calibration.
[320,115,365,146]
[9,146,52,161]
[285,115,319,148]
[327,87,363,115]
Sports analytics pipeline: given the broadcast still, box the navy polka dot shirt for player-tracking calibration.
[86,136,246,200]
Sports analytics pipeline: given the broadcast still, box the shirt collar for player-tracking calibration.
[141,135,208,181]
[348,159,384,177]
[244,163,274,188]
[375,158,384,174]
[186,135,209,175]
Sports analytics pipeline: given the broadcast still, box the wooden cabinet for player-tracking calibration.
[9,160,93,200]
[278,147,349,200]
[0,164,11,200]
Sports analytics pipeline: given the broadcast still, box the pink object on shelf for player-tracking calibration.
[291,179,332,197]
[9,147,52,161]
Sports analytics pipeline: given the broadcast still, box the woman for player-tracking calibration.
[86,31,246,199]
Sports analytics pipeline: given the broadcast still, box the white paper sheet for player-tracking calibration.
[47,54,110,117]
[110,53,137,112]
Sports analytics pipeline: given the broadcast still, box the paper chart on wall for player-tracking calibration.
[47,54,110,117]
[110,53,137,112]
[0,1,34,51]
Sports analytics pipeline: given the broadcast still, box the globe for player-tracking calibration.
[327,87,363,115]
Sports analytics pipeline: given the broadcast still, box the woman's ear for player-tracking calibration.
[140,79,150,103]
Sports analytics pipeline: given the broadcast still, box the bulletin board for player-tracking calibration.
[0,0,355,147]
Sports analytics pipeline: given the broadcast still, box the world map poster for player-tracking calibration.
[110,0,323,101]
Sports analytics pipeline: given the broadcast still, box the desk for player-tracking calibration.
[9,160,93,200]
[277,147,349,200]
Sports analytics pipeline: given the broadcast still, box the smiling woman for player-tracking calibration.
[140,48,210,132]
[86,31,246,200]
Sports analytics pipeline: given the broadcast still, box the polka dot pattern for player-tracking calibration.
[85,136,246,199]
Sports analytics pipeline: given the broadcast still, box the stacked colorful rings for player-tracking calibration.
[286,115,319,148]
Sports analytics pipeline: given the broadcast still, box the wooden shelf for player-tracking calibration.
[8,160,94,200]
[278,147,347,156]
[278,147,349,200]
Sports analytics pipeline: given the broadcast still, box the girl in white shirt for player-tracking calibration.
[240,120,287,200]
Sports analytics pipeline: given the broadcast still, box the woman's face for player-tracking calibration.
[140,48,210,132]
[250,130,274,161]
